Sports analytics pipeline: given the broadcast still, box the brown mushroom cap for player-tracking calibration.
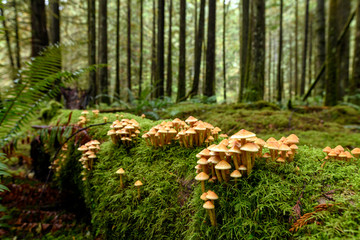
[134,180,143,187]
[213,144,229,153]
[78,145,88,151]
[328,150,338,157]
[206,190,219,200]
[185,116,198,123]
[351,148,360,155]
[200,193,208,201]
[195,172,210,181]
[335,145,344,152]
[278,144,291,152]
[254,138,266,146]
[230,170,242,178]
[231,129,256,139]
[208,156,221,164]
[345,151,354,159]
[276,157,286,163]
[197,157,209,165]
[338,152,347,158]
[240,143,259,152]
[266,142,279,150]
[215,160,232,170]
[266,137,278,143]
[262,153,271,158]
[238,165,247,171]
[228,145,241,153]
[199,148,212,157]
[322,146,332,153]
[116,168,125,174]
[203,200,215,210]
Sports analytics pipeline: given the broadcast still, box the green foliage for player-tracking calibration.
[0,45,95,148]
[0,153,10,228]
[40,100,63,124]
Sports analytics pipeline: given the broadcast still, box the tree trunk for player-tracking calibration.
[139,0,143,97]
[49,0,60,45]
[87,0,97,102]
[223,0,228,102]
[289,33,293,99]
[268,33,272,101]
[337,0,350,99]
[351,0,360,95]
[325,0,338,106]
[115,0,120,98]
[151,0,157,99]
[0,7,15,81]
[177,0,186,102]
[195,0,198,38]
[30,0,48,57]
[238,0,249,102]
[14,0,21,71]
[315,0,325,95]
[276,0,283,103]
[308,18,313,90]
[300,0,309,96]
[189,0,205,97]
[156,0,165,98]
[127,0,132,101]
[294,0,299,96]
[98,0,109,104]
[245,0,265,101]
[166,0,172,97]
[204,0,216,98]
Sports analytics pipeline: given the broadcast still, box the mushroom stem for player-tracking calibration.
[221,170,228,182]
[232,157,239,170]
[120,175,124,189]
[209,209,217,226]
[215,169,222,182]
[200,181,206,193]
[219,152,225,161]
[137,186,141,199]
[246,153,251,175]
[210,164,215,177]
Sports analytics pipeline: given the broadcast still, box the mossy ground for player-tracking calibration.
[50,109,360,239]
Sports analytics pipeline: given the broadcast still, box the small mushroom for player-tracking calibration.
[351,148,360,158]
[134,180,143,199]
[195,172,209,193]
[116,168,125,189]
[215,160,231,182]
[203,201,216,226]
[230,170,242,184]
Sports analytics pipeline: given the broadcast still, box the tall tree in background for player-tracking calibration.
[0,6,15,81]
[268,32,272,101]
[127,0,132,100]
[166,0,173,97]
[189,0,205,97]
[156,0,165,98]
[351,0,360,95]
[150,0,157,99]
[87,0,97,101]
[315,0,326,95]
[177,0,187,102]
[308,17,313,89]
[139,0,143,97]
[245,0,265,101]
[98,0,109,104]
[276,0,283,103]
[294,0,299,96]
[204,0,216,98]
[49,0,60,45]
[30,0,48,57]
[325,0,338,106]
[115,0,120,98]
[238,0,249,102]
[300,0,309,96]
[14,0,21,71]
[223,0,228,101]
[337,0,350,99]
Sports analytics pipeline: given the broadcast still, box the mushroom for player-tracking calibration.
[134,180,143,199]
[116,168,125,189]
[197,157,209,174]
[240,143,259,175]
[195,172,209,192]
[278,144,291,162]
[228,145,241,170]
[230,170,242,184]
[92,110,99,118]
[215,160,231,182]
[351,148,360,158]
[238,165,247,176]
[322,146,332,155]
[103,116,108,123]
[203,201,216,226]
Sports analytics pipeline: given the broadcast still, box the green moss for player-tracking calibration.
[53,111,360,239]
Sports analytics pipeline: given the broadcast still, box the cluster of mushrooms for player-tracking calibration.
[77,140,101,177]
[50,143,68,175]
[115,168,143,199]
[107,118,141,147]
[322,145,360,160]
[142,116,222,148]
[78,110,99,127]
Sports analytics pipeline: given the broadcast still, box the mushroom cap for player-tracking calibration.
[81,110,89,115]
[88,153,97,159]
[230,170,242,178]
[266,142,279,150]
[185,116,198,123]
[197,157,209,165]
[351,148,360,155]
[92,140,100,145]
[215,160,232,170]
[328,150,338,157]
[246,136,258,143]
[254,138,266,146]
[278,144,291,151]
[290,144,298,150]
[338,151,347,158]
[134,180,143,187]
[116,168,125,174]
[107,129,116,136]
[238,165,247,171]
[213,144,229,153]
[195,164,201,170]
[208,156,220,164]
[219,139,229,146]
[195,172,210,181]
[194,123,206,131]
[240,143,259,152]
[262,153,271,158]
[203,201,215,209]
[322,146,331,153]
[185,128,197,134]
[228,145,241,153]
[276,157,286,163]
[200,193,208,201]
[335,145,344,152]
[142,133,149,138]
[266,137,278,143]
[199,148,212,157]
[78,145,88,151]
[231,129,256,139]
[172,118,182,123]
[206,190,219,200]
[345,151,354,159]
[219,134,228,138]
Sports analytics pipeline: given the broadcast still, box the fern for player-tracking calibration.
[0,45,94,148]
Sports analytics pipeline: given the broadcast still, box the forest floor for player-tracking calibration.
[1,101,360,239]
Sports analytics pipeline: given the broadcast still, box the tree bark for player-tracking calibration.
[189,0,205,97]
[30,0,48,57]
[49,0,60,45]
[268,32,272,101]
[98,0,109,104]
[177,0,186,102]
[276,0,283,103]
[315,0,325,94]
[0,6,15,81]
[156,0,165,98]
[294,0,299,96]
[127,0,132,101]
[204,0,216,98]
[245,0,265,102]
[223,0,228,102]
[151,0,157,99]
[166,0,173,97]
[289,33,293,100]
[308,18,313,90]
[115,0,121,98]
[238,0,249,102]
[14,0,21,71]
[337,0,350,99]
[351,0,360,95]
[300,0,309,96]
[87,0,97,101]
[325,0,338,106]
